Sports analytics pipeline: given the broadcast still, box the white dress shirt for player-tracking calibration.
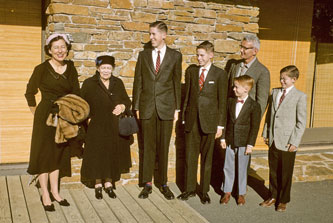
[152,44,167,70]
[199,63,212,81]
[236,95,248,119]
[276,85,294,108]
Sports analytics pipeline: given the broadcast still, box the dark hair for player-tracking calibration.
[280,65,299,79]
[149,21,168,33]
[44,36,72,57]
[197,41,214,53]
[234,75,254,90]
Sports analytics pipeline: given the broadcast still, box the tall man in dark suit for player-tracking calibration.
[133,21,182,200]
[178,41,228,204]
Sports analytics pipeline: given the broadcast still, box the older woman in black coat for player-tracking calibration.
[80,55,132,199]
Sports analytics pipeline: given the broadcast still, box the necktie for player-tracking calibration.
[155,50,161,74]
[239,64,248,76]
[237,99,244,104]
[278,89,286,107]
[199,69,206,91]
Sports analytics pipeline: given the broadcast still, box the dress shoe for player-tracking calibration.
[177,191,196,201]
[237,195,246,206]
[276,203,287,212]
[104,187,117,199]
[159,186,175,200]
[50,193,70,206]
[95,187,103,200]
[259,198,276,207]
[138,185,152,199]
[220,192,231,205]
[199,193,211,204]
[40,196,55,212]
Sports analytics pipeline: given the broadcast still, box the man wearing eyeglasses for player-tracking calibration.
[227,34,270,117]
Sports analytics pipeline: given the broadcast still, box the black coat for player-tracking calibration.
[182,64,228,134]
[24,60,80,177]
[223,97,261,147]
[80,73,132,187]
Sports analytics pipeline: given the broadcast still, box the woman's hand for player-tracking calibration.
[29,106,36,115]
[112,104,125,116]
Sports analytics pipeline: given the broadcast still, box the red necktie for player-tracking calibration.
[155,50,161,74]
[199,69,206,91]
[278,89,286,107]
[237,99,244,104]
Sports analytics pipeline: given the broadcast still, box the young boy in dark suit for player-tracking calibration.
[178,41,228,204]
[260,65,307,212]
[220,75,261,206]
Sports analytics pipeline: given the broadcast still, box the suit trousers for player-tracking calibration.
[185,118,215,194]
[222,145,249,195]
[268,142,296,203]
[141,109,173,186]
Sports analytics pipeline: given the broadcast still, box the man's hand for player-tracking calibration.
[245,146,253,155]
[263,137,269,145]
[135,110,140,119]
[174,111,179,122]
[215,128,222,139]
[220,140,226,149]
[29,106,36,115]
[288,144,297,152]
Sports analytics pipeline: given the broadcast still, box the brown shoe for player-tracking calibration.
[237,195,245,206]
[220,192,231,205]
[276,203,287,212]
[259,198,276,207]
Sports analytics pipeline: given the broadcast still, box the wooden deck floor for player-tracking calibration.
[0,175,208,223]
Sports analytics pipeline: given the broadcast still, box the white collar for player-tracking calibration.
[154,44,167,55]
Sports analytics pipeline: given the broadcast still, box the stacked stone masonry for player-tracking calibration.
[46,0,260,97]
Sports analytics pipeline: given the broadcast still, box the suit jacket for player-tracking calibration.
[262,87,307,151]
[132,46,182,120]
[182,64,228,134]
[222,97,261,148]
[227,58,270,117]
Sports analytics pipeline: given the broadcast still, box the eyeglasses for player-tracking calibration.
[240,45,254,50]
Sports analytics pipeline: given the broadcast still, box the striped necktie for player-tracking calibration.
[155,50,161,74]
[199,69,206,91]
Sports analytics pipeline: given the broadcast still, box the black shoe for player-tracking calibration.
[104,187,117,199]
[40,196,55,212]
[177,191,196,201]
[95,187,103,200]
[50,193,70,206]
[138,185,152,199]
[159,186,175,200]
[199,193,211,204]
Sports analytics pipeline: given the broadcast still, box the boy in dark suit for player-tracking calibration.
[260,65,307,212]
[178,41,228,204]
[220,75,261,206]
[133,21,182,200]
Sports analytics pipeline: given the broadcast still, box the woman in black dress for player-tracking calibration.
[25,34,80,211]
[80,55,132,199]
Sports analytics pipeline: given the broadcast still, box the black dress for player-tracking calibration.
[80,73,132,187]
[25,60,80,177]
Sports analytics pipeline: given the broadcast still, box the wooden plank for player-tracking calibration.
[103,190,137,223]
[147,187,187,223]
[7,175,30,222]
[153,187,209,223]
[124,185,171,223]
[58,189,85,223]
[20,175,48,223]
[69,189,102,223]
[116,185,153,222]
[0,176,11,223]
[83,187,119,223]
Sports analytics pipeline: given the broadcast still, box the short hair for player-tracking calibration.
[197,41,214,53]
[243,34,260,50]
[280,65,299,79]
[234,75,254,90]
[149,21,168,33]
[44,36,71,57]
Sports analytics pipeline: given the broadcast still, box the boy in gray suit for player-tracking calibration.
[220,75,261,206]
[260,65,307,212]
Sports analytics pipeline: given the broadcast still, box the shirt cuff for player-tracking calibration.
[247,145,253,148]
[220,139,225,142]
[217,126,224,129]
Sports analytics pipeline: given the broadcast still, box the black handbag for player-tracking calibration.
[119,111,139,136]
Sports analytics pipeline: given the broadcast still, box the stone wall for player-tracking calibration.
[46,0,259,96]
[45,0,260,187]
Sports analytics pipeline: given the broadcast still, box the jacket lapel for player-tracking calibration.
[145,49,155,77]
[273,89,279,111]
[192,66,200,93]
[279,87,296,108]
[244,59,258,79]
[236,98,251,121]
[230,98,237,121]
